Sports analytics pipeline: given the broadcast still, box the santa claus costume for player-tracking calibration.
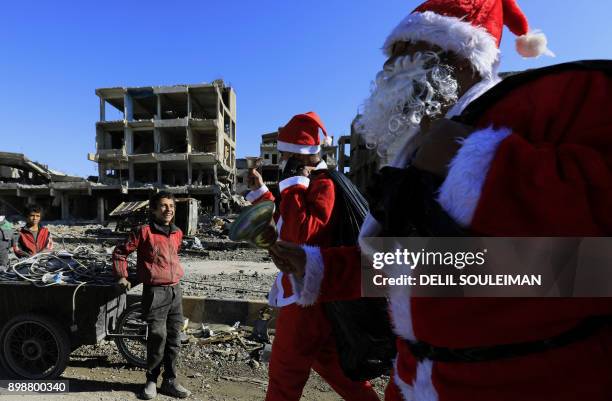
[247,112,380,401]
[290,1,612,401]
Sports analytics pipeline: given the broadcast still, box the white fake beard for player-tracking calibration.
[356,51,460,159]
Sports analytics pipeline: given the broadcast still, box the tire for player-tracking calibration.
[114,302,148,369]
[0,313,71,379]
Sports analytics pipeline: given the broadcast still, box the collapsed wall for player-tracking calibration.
[0,152,95,220]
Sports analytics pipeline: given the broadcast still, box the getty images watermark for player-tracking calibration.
[360,237,612,297]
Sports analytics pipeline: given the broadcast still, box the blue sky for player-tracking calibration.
[1,0,610,177]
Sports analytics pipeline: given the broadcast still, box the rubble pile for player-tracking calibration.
[72,320,388,396]
[197,215,233,239]
[180,270,273,300]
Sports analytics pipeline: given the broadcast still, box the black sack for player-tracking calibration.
[322,169,397,382]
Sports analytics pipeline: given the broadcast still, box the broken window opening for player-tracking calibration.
[221,88,231,111]
[159,127,188,154]
[191,129,218,153]
[101,129,124,150]
[189,89,218,120]
[103,169,128,185]
[101,99,125,121]
[224,143,232,167]
[132,130,155,154]
[159,93,188,120]
[223,112,231,136]
[0,166,48,185]
[190,102,217,120]
[128,90,157,120]
[161,163,189,187]
[67,195,97,220]
[133,164,157,185]
[192,166,216,186]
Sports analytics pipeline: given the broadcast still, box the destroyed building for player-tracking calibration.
[258,131,338,196]
[89,81,237,217]
[0,152,95,220]
[338,115,394,195]
[235,158,249,196]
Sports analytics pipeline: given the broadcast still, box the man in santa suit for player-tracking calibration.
[270,1,612,400]
[246,112,380,401]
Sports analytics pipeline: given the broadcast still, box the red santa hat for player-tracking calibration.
[383,0,554,78]
[277,111,332,155]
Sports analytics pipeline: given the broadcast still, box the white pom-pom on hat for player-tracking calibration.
[323,135,333,146]
[516,30,555,58]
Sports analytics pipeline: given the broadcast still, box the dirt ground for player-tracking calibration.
[0,225,390,400]
[1,361,387,401]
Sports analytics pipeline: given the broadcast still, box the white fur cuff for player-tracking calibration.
[293,245,325,306]
[279,176,310,193]
[246,185,269,203]
[437,126,512,227]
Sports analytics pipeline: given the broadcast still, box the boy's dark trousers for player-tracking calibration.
[142,284,184,382]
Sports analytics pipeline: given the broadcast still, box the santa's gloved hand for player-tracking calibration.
[269,241,306,278]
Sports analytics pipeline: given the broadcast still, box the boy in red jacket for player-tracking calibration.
[13,204,53,258]
[113,192,190,400]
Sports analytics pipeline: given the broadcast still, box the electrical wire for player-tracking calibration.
[0,247,135,286]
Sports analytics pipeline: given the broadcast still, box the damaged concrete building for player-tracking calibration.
[337,116,388,195]
[0,152,95,220]
[235,158,249,196]
[89,81,237,217]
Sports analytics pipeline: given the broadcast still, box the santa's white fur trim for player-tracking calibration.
[516,30,555,58]
[437,126,512,227]
[383,11,500,79]
[245,185,269,203]
[294,245,324,306]
[277,140,320,155]
[414,359,438,401]
[393,358,415,401]
[279,176,310,193]
[388,285,416,341]
[393,357,438,401]
[268,272,298,307]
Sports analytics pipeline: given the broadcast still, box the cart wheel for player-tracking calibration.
[0,313,70,379]
[114,302,147,369]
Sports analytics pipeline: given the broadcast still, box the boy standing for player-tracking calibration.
[112,192,190,400]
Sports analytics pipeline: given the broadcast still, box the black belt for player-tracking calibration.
[407,316,611,363]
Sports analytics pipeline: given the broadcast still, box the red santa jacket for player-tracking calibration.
[13,225,53,257]
[293,63,612,401]
[112,222,184,286]
[246,160,336,307]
